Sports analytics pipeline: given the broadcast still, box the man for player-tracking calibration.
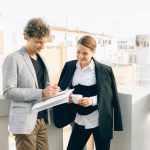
[3,18,60,150]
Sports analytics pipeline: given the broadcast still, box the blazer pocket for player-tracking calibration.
[13,106,28,123]
[11,102,28,108]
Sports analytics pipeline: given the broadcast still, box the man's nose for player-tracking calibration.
[40,43,45,49]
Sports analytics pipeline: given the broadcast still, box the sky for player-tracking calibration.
[0,0,150,38]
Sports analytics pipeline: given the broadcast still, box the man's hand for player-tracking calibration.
[42,85,60,100]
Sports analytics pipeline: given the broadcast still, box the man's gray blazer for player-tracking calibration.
[3,47,49,134]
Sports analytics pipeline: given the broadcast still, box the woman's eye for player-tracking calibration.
[83,53,87,55]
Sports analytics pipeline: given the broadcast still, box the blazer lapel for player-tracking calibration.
[20,47,38,88]
[38,54,50,87]
[60,60,77,90]
[93,59,104,101]
[66,61,77,84]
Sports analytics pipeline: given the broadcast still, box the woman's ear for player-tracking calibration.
[91,50,96,57]
[93,49,96,54]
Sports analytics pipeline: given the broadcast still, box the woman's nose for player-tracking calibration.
[78,53,83,59]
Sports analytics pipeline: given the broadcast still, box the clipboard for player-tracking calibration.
[32,89,74,112]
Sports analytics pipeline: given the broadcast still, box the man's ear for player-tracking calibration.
[24,33,28,40]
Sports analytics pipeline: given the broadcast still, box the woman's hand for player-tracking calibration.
[78,97,93,107]
[68,93,73,103]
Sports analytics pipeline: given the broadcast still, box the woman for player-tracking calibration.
[53,35,123,150]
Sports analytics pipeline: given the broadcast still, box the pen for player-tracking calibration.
[55,84,62,92]
[46,82,50,86]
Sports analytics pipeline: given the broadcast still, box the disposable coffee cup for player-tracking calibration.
[72,94,83,104]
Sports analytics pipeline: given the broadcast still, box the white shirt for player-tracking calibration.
[72,60,99,129]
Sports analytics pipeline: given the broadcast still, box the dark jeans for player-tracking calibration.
[67,123,110,150]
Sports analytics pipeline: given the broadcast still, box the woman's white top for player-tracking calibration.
[72,60,99,129]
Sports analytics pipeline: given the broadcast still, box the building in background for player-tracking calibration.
[1,24,150,93]
[0,13,5,95]
[135,35,150,87]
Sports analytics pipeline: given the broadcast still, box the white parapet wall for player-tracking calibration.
[111,85,150,150]
[1,85,150,150]
[0,96,10,150]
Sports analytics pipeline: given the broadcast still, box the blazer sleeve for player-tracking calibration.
[110,67,123,131]
[2,55,42,102]
[53,62,76,128]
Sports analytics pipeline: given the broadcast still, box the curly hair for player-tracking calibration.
[24,18,50,39]
[77,35,96,52]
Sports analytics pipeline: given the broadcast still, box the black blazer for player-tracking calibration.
[53,58,123,140]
